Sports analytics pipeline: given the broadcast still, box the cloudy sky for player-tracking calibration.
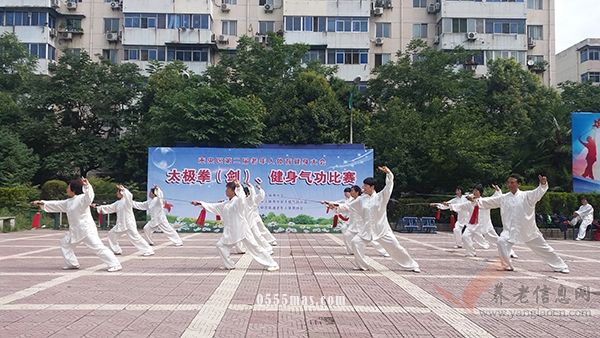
[556,0,600,52]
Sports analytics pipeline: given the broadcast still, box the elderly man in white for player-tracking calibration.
[324,166,420,273]
[32,178,122,272]
[192,180,279,271]
[93,185,154,256]
[477,174,569,273]
[571,197,594,241]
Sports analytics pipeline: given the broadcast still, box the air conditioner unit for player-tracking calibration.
[221,3,230,12]
[255,34,268,44]
[110,1,122,10]
[106,32,119,41]
[528,37,536,48]
[264,3,273,13]
[51,0,60,8]
[374,37,384,46]
[218,34,229,43]
[434,2,441,12]
[49,28,57,37]
[384,0,393,9]
[372,7,384,16]
[527,59,535,67]
[59,32,73,40]
[433,36,440,44]
[427,4,436,14]
[466,32,477,40]
[66,1,77,10]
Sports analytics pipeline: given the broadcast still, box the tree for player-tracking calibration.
[0,127,39,186]
[0,32,36,91]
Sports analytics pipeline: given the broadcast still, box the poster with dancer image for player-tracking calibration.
[572,112,600,192]
[147,145,374,232]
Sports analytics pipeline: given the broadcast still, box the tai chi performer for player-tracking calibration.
[133,185,183,247]
[253,179,278,246]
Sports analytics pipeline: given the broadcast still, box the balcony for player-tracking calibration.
[2,0,53,7]
[0,25,54,44]
[123,0,212,14]
[440,0,526,19]
[125,60,209,75]
[285,31,369,49]
[122,28,214,46]
[282,0,370,17]
[437,32,527,51]
[334,64,371,82]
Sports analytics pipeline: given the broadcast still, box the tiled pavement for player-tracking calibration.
[0,230,598,338]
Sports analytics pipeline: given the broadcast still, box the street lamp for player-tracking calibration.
[349,76,361,144]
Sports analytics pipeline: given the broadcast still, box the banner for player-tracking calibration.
[147,146,373,231]
[572,112,600,192]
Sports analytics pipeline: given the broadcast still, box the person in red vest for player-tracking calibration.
[579,135,596,179]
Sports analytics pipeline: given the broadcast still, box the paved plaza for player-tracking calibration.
[0,229,598,337]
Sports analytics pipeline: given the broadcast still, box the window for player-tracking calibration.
[222,20,237,35]
[65,48,81,57]
[374,53,391,67]
[24,43,47,59]
[259,21,274,34]
[412,23,428,38]
[467,19,484,33]
[326,49,368,65]
[376,23,391,38]
[104,18,120,33]
[126,49,139,60]
[48,45,56,60]
[223,0,237,4]
[192,14,209,29]
[166,47,209,62]
[580,48,600,63]
[485,50,526,65]
[303,50,326,64]
[527,25,543,40]
[413,0,427,8]
[66,18,82,31]
[124,14,140,28]
[527,0,543,10]
[485,19,525,34]
[1,11,47,26]
[581,72,600,83]
[140,14,157,28]
[452,19,467,33]
[102,49,119,63]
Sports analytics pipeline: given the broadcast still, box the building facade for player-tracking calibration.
[556,38,600,85]
[1,0,555,85]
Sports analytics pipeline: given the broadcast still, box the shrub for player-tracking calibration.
[40,180,67,200]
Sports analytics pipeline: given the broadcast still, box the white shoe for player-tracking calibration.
[113,252,122,256]
[107,266,122,272]
[510,254,519,259]
[266,266,280,272]
[555,268,570,274]
[62,265,80,270]
[575,238,582,241]
[270,241,278,246]
[219,266,235,270]
[453,245,462,249]
[352,266,369,271]
[142,252,155,256]
[412,267,421,273]
[175,243,183,247]
[498,267,514,272]
[382,253,390,257]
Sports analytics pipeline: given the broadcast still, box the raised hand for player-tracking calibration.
[191,200,202,207]
[81,178,89,186]
[492,184,501,192]
[377,166,391,174]
[539,175,548,186]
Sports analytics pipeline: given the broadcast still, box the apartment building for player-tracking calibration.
[556,38,600,85]
[0,0,555,85]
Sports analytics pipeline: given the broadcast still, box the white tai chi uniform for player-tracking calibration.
[478,183,568,272]
[96,188,154,256]
[340,197,389,257]
[199,185,278,270]
[245,184,273,254]
[571,203,594,240]
[336,172,419,271]
[133,187,183,246]
[253,185,277,245]
[436,197,488,249]
[41,184,121,270]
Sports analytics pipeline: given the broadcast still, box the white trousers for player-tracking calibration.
[497,235,567,271]
[572,217,592,240]
[344,229,388,256]
[60,233,121,269]
[351,232,419,271]
[453,223,466,246]
[257,221,277,243]
[216,236,278,269]
[480,226,516,257]
[249,222,273,253]
[108,227,153,255]
[143,221,183,246]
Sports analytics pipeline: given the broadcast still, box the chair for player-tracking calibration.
[402,217,420,233]
[420,217,437,233]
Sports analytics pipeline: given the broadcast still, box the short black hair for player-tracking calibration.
[581,196,588,202]
[343,187,351,193]
[150,187,158,196]
[243,187,250,196]
[455,186,464,194]
[473,184,484,195]
[507,174,523,184]
[69,178,84,195]
[225,182,237,191]
[351,185,362,195]
[363,177,376,187]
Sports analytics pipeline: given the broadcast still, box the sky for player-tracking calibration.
[556,0,600,53]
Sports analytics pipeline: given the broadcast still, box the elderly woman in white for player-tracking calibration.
[192,180,279,271]
[477,174,569,273]
[133,185,183,247]
[32,178,122,272]
[93,185,154,256]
